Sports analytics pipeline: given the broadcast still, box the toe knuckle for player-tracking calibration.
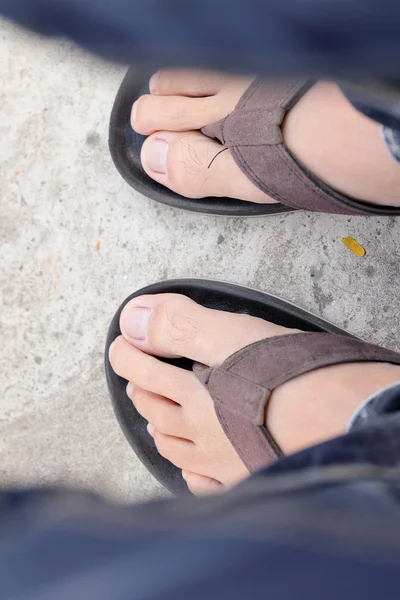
[149,296,199,350]
[168,133,210,197]
[137,362,155,387]
[152,410,169,433]
[153,408,177,434]
[171,99,188,125]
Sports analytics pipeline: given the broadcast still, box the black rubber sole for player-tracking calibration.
[109,67,297,217]
[105,279,353,495]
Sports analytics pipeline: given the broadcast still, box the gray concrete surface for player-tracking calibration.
[1,19,399,503]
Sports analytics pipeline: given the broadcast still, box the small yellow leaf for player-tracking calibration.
[342,236,366,257]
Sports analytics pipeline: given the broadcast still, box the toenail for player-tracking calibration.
[131,100,139,124]
[121,307,151,340]
[149,71,159,94]
[182,470,188,481]
[147,423,155,437]
[126,382,134,400]
[145,139,168,174]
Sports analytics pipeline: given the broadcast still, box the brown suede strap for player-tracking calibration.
[201,78,400,216]
[193,333,400,472]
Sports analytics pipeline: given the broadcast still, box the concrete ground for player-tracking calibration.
[1,19,399,504]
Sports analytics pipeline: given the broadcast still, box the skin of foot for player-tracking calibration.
[109,294,400,496]
[131,69,400,208]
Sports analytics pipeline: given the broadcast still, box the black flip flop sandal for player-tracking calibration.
[109,69,400,217]
[105,279,400,495]
[109,68,293,217]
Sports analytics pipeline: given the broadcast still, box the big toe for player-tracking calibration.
[119,293,299,366]
[140,130,274,203]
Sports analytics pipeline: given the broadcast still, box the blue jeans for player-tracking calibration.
[382,127,400,162]
[1,0,400,135]
[1,383,400,600]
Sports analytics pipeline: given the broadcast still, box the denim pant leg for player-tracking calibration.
[382,127,400,162]
[1,384,400,600]
[1,0,400,82]
[341,82,400,156]
[3,0,400,145]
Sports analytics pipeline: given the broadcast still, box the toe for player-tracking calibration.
[183,471,224,496]
[140,130,273,202]
[109,335,197,402]
[120,293,299,366]
[141,130,221,198]
[149,68,225,97]
[152,430,199,471]
[126,384,192,439]
[134,70,255,134]
[131,94,223,136]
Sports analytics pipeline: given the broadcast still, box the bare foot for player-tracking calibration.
[131,69,400,207]
[109,294,400,496]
